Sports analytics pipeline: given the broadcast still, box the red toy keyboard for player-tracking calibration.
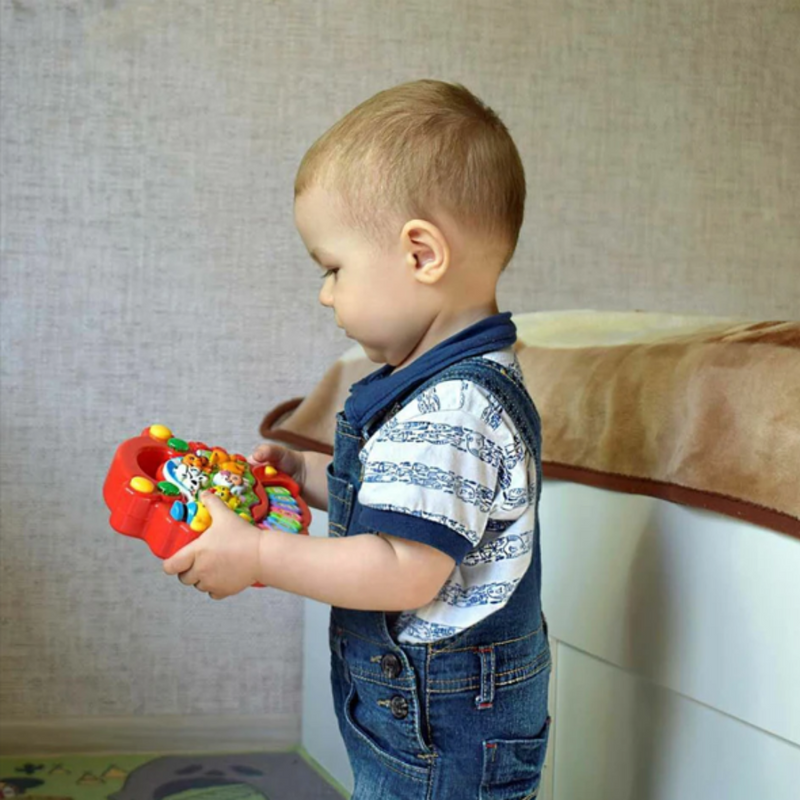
[104,425,311,566]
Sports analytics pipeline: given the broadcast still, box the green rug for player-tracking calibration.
[0,752,345,800]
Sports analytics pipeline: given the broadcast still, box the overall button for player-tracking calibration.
[389,695,409,719]
[380,653,402,679]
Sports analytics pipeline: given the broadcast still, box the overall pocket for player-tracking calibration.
[326,461,354,537]
[481,716,551,800]
[343,667,432,782]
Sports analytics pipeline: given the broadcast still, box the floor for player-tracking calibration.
[0,751,346,800]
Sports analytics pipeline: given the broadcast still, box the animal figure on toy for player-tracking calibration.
[103,425,311,584]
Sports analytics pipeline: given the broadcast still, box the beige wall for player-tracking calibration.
[1,0,797,748]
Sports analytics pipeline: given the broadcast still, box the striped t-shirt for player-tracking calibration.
[357,347,537,644]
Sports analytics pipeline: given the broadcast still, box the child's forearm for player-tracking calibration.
[299,451,333,511]
[257,528,452,611]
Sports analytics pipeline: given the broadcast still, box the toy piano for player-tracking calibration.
[104,425,311,565]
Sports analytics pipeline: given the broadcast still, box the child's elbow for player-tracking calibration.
[383,537,455,610]
[384,584,440,613]
[416,571,452,607]
[400,582,441,611]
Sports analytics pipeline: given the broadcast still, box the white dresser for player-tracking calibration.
[302,478,800,799]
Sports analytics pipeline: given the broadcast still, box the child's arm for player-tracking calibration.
[163,491,456,608]
[257,523,455,610]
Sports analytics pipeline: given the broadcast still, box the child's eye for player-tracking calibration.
[322,268,339,279]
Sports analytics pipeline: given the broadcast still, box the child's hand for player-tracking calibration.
[163,492,263,600]
[248,444,306,489]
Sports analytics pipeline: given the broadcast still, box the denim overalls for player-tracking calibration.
[326,340,551,800]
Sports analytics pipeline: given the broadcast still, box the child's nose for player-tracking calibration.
[318,280,334,308]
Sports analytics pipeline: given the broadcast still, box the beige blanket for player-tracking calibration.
[260,311,800,539]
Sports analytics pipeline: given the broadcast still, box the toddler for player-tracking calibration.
[164,79,551,800]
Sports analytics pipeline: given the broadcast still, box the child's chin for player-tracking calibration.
[360,344,388,364]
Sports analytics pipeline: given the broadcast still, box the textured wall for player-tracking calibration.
[1,0,798,739]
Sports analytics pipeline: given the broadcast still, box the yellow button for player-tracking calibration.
[130,476,155,494]
[264,466,278,476]
[149,424,173,441]
[189,505,210,532]
[190,517,209,533]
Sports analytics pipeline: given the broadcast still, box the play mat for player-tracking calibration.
[0,751,345,800]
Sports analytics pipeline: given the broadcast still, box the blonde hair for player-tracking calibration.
[295,80,526,269]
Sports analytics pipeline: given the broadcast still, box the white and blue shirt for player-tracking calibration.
[346,321,537,644]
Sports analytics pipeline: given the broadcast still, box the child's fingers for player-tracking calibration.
[248,445,300,476]
[163,543,196,576]
[247,445,304,486]
[248,443,286,465]
[199,490,225,516]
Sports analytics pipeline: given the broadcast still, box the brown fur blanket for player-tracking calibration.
[260,312,800,538]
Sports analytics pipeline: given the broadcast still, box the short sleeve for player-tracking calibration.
[354,395,516,564]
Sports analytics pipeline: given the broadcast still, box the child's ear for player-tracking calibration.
[400,220,449,285]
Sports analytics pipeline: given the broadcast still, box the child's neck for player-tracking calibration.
[391,298,500,373]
